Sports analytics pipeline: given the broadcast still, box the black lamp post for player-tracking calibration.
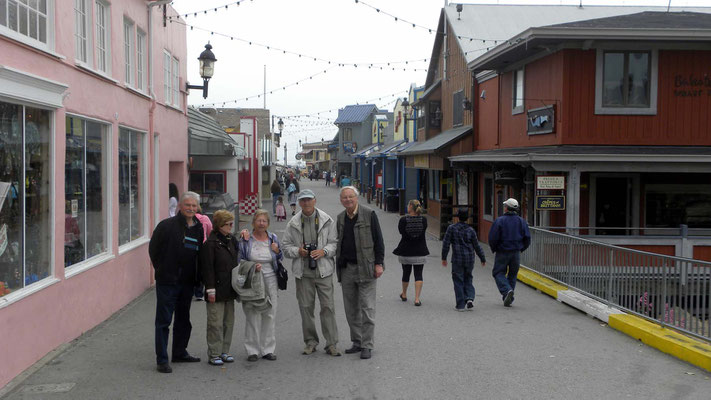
[186,43,217,99]
[401,98,411,142]
[277,118,284,135]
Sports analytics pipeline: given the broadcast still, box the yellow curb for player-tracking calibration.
[608,313,711,372]
[517,266,568,299]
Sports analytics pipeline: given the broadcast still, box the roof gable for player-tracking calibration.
[334,104,378,125]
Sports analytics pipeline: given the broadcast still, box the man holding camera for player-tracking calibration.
[282,189,341,356]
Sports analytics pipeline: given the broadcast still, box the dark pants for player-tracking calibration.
[272,193,279,214]
[451,262,475,309]
[492,251,520,299]
[155,283,194,365]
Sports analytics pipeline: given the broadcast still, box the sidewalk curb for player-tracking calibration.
[518,265,711,372]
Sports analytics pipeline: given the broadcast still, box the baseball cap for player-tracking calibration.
[503,198,519,209]
[456,208,469,220]
[297,189,316,200]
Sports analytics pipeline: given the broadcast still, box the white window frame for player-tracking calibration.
[483,174,494,222]
[123,18,134,87]
[64,113,114,278]
[74,0,92,66]
[172,56,180,108]
[136,29,146,92]
[163,50,172,105]
[1,0,54,52]
[94,1,110,74]
[512,67,524,115]
[595,48,658,115]
[118,127,149,252]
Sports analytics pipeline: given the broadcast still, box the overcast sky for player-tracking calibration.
[170,0,709,163]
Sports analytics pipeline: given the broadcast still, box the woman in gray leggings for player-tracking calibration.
[392,200,429,306]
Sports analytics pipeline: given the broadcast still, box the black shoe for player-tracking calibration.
[360,348,372,359]
[466,299,474,310]
[345,344,363,354]
[247,354,259,362]
[504,290,514,307]
[156,363,172,373]
[262,353,277,361]
[172,353,201,363]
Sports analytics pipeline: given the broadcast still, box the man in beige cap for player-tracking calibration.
[488,198,531,307]
[281,189,341,356]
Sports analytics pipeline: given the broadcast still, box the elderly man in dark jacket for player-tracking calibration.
[488,198,531,307]
[149,192,204,373]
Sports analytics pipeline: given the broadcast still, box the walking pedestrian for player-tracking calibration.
[200,210,239,366]
[336,186,385,360]
[286,174,300,216]
[325,171,331,187]
[168,183,179,217]
[441,208,486,311]
[237,210,283,361]
[488,198,531,307]
[275,196,287,221]
[393,200,429,306]
[149,192,204,373]
[281,189,341,356]
[270,178,282,215]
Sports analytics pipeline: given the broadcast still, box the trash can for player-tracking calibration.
[385,188,399,212]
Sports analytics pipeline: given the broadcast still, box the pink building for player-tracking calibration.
[0,1,189,387]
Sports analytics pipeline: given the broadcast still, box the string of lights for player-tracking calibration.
[167,0,254,20]
[352,0,504,43]
[169,19,428,70]
[198,67,336,107]
[280,89,407,119]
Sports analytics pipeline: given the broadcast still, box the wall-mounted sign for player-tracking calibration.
[494,168,521,185]
[536,175,565,190]
[527,105,555,135]
[414,154,429,168]
[536,195,566,210]
[343,142,357,153]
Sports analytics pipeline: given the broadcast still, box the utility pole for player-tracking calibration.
[284,143,288,167]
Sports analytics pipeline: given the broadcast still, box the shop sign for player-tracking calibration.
[494,168,520,185]
[536,175,565,190]
[0,224,7,258]
[536,195,566,210]
[343,142,357,153]
[527,105,555,135]
[414,154,429,168]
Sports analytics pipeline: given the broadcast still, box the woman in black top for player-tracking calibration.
[392,200,429,306]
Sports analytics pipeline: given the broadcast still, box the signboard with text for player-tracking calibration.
[536,175,565,190]
[536,195,566,210]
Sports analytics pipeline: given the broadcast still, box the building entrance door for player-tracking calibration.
[595,177,631,235]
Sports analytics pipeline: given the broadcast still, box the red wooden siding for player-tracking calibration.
[621,245,676,256]
[693,246,711,262]
[476,78,499,150]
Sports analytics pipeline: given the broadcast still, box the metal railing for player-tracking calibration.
[522,227,711,342]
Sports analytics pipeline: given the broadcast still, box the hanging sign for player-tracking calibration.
[536,175,565,190]
[414,154,429,168]
[536,195,566,210]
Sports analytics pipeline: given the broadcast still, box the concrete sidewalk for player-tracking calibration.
[3,180,711,399]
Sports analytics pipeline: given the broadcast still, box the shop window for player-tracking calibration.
[118,127,146,246]
[483,175,494,220]
[1,0,51,49]
[645,184,711,232]
[163,50,180,108]
[64,116,109,267]
[136,30,146,91]
[512,68,524,114]
[172,57,180,107]
[595,49,657,115]
[123,18,134,86]
[343,128,352,142]
[75,0,91,64]
[429,170,440,200]
[189,171,225,195]
[0,101,52,298]
[94,1,110,73]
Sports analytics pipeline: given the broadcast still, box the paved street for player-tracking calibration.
[5,180,711,400]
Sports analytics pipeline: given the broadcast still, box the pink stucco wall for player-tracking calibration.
[0,1,188,387]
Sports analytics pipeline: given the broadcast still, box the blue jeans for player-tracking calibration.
[451,262,475,309]
[272,193,279,214]
[492,251,520,299]
[155,283,194,365]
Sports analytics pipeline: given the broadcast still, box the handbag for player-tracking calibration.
[268,233,289,290]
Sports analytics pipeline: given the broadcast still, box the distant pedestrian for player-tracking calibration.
[200,210,239,366]
[441,208,486,311]
[286,174,300,216]
[488,198,531,307]
[336,186,385,359]
[270,179,282,215]
[149,192,204,373]
[275,196,287,221]
[282,189,341,357]
[168,183,179,217]
[393,200,429,306]
[325,171,331,186]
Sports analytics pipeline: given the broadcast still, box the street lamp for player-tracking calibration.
[186,43,217,99]
[277,118,284,135]
[401,98,411,142]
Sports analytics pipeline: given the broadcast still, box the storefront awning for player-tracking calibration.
[367,140,405,158]
[399,126,472,156]
[354,143,380,158]
[188,107,245,158]
[449,146,711,164]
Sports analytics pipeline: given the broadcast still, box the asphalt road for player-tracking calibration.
[5,180,711,400]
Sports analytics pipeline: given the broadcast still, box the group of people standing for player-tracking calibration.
[149,183,530,374]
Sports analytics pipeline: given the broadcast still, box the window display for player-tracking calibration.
[0,101,51,297]
[118,127,145,245]
[65,116,108,267]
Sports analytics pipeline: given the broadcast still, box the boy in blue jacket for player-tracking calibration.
[488,198,531,307]
[442,209,486,311]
